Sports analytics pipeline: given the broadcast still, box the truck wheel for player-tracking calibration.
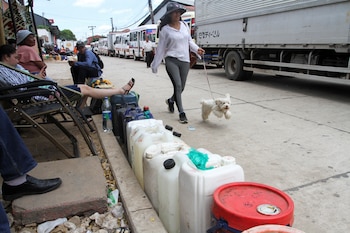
[225,51,245,80]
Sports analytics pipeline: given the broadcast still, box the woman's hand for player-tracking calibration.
[197,48,205,56]
[38,66,46,79]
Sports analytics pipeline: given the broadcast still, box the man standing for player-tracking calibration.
[68,41,102,84]
[143,36,154,68]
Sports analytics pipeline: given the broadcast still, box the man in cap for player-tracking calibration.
[69,41,102,84]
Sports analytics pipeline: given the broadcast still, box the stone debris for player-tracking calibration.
[8,142,130,232]
[14,205,128,233]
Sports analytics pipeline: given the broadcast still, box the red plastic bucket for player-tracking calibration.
[210,182,294,232]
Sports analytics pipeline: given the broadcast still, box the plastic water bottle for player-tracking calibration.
[143,106,153,119]
[102,97,112,132]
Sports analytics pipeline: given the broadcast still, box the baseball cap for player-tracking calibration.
[76,41,85,48]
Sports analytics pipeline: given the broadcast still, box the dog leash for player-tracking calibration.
[202,56,215,99]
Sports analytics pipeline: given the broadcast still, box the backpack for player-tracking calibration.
[92,51,104,69]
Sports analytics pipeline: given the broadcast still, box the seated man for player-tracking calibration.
[0,106,62,232]
[69,41,102,84]
[0,45,134,99]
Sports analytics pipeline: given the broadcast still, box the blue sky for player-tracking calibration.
[32,0,164,40]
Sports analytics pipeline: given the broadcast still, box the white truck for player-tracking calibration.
[107,32,119,57]
[195,0,350,81]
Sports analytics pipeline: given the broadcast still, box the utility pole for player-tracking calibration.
[110,18,115,32]
[148,0,154,24]
[88,26,96,37]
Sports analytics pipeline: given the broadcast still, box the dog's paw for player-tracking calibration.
[224,110,232,119]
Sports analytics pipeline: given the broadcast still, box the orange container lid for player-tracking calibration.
[212,182,294,231]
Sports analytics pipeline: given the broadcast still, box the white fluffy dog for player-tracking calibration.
[201,93,232,121]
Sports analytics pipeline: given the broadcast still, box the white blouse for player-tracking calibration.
[151,22,199,73]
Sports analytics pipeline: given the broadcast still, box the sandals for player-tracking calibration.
[122,78,135,94]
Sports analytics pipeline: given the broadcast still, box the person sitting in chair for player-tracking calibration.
[16,30,49,77]
[0,45,134,99]
[69,41,102,84]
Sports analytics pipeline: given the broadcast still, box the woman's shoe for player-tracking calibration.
[122,78,135,94]
[179,112,188,124]
[166,99,174,113]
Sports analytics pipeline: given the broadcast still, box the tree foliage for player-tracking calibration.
[37,25,50,31]
[92,37,100,42]
[59,29,77,41]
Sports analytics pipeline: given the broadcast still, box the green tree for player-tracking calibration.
[59,29,77,41]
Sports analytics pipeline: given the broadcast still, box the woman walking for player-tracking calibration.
[151,2,204,123]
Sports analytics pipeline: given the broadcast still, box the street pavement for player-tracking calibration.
[47,56,350,233]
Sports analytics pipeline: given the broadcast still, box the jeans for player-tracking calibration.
[0,107,37,232]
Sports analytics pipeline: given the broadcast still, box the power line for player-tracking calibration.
[88,26,96,37]
[118,11,149,30]
[117,2,149,29]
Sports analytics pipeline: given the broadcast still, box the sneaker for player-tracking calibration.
[166,99,174,113]
[179,112,188,124]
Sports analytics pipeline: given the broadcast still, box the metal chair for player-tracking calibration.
[0,64,98,158]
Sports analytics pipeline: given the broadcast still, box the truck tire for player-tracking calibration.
[133,53,138,61]
[225,51,245,80]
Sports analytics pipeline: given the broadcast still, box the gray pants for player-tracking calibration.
[165,57,190,113]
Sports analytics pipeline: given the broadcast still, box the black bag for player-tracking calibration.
[89,98,103,114]
[92,51,104,69]
[111,91,140,137]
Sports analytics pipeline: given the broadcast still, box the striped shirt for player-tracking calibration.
[0,64,53,101]
[0,64,32,88]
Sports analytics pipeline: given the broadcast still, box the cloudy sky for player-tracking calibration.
[32,0,164,40]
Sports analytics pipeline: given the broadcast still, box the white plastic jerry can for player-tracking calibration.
[126,119,163,163]
[131,124,174,189]
[158,152,190,233]
[179,148,245,233]
[143,142,190,213]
